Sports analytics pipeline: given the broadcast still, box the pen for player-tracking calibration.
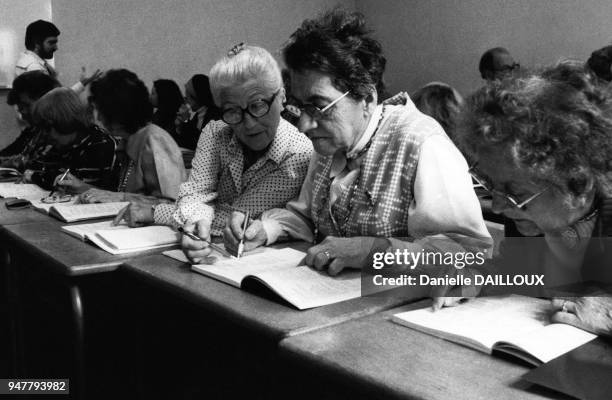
[237,210,250,259]
[49,168,71,197]
[112,204,129,226]
[177,226,232,258]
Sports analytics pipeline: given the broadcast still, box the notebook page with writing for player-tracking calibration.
[191,248,306,287]
[251,266,362,310]
[392,295,550,354]
[0,183,49,201]
[61,220,129,241]
[49,202,129,222]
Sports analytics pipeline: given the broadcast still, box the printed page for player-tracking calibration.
[61,220,129,241]
[252,266,362,310]
[50,202,129,222]
[0,183,49,201]
[392,295,551,353]
[191,248,306,287]
[497,322,596,364]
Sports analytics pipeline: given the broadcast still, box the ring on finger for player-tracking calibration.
[323,250,332,262]
[561,300,568,313]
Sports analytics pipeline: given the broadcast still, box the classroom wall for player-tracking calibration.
[355,0,612,98]
[0,0,354,149]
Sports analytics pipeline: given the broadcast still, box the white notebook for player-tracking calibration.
[49,202,129,222]
[391,295,596,366]
[62,222,180,254]
[164,247,362,310]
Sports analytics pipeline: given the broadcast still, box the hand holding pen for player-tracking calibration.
[223,210,268,257]
[49,169,71,198]
[179,220,226,263]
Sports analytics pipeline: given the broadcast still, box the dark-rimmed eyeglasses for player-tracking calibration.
[221,90,281,125]
[290,91,350,120]
[469,164,548,210]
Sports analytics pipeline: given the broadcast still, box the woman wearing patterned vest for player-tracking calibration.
[224,10,491,275]
[435,61,612,336]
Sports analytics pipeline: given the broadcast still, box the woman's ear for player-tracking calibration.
[279,87,287,104]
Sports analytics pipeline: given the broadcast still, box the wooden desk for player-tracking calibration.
[2,220,177,276]
[0,199,50,226]
[279,300,565,400]
[121,254,424,340]
[0,218,178,399]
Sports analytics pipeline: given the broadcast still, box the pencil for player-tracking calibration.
[177,226,232,257]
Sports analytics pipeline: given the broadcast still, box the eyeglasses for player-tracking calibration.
[469,165,548,210]
[41,193,73,204]
[291,91,350,120]
[221,90,280,125]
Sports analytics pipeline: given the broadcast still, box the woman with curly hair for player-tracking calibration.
[223,9,490,275]
[437,60,612,336]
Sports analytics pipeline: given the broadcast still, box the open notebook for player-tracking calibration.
[391,295,596,366]
[0,182,49,201]
[48,202,129,222]
[163,248,362,310]
[62,221,180,254]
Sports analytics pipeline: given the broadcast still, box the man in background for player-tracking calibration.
[587,45,612,82]
[15,20,60,78]
[15,20,100,92]
[479,47,520,81]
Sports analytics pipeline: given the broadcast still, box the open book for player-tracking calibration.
[48,202,129,222]
[163,248,362,310]
[62,221,180,254]
[391,295,596,366]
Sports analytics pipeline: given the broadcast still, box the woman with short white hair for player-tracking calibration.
[120,45,313,263]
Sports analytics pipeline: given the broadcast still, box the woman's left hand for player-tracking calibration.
[79,188,124,204]
[551,295,612,336]
[305,236,386,276]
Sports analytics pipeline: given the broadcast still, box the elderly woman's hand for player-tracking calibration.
[55,172,92,194]
[430,266,483,311]
[223,211,267,256]
[181,220,213,264]
[305,236,389,276]
[551,295,612,336]
[79,188,124,204]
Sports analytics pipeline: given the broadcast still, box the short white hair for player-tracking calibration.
[209,45,282,105]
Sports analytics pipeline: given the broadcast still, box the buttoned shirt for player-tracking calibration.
[154,118,313,236]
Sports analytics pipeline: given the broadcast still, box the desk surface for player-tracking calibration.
[122,254,425,340]
[1,220,179,276]
[279,300,562,400]
[0,199,51,226]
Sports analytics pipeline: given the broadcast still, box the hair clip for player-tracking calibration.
[227,42,246,57]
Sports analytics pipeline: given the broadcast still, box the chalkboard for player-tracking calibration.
[0,0,52,88]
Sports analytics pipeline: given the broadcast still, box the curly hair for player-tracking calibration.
[283,9,386,100]
[90,69,153,134]
[457,60,612,197]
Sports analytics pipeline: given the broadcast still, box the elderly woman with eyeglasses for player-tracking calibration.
[121,45,312,258]
[435,61,612,336]
[224,10,491,275]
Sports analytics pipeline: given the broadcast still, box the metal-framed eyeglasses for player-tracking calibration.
[469,165,548,210]
[221,90,281,125]
[290,91,350,120]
